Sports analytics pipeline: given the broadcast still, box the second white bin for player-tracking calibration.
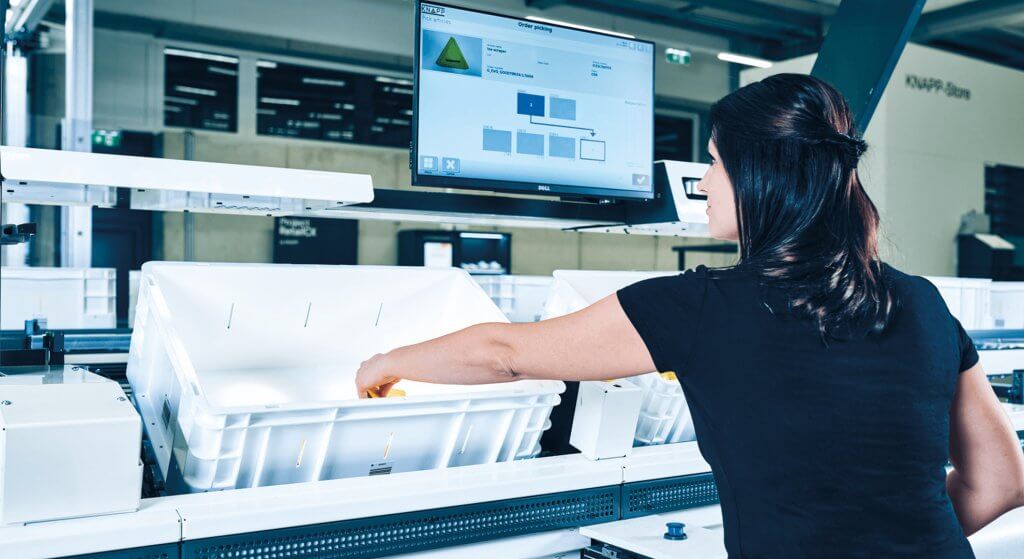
[541,269,696,446]
[990,282,1024,329]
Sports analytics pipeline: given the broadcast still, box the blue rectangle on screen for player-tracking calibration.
[517,93,545,117]
[516,132,544,156]
[549,97,576,120]
[549,135,575,159]
[482,128,512,153]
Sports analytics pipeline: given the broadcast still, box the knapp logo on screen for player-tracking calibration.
[421,5,445,15]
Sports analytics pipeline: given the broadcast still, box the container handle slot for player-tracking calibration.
[296,438,307,468]
[459,424,474,455]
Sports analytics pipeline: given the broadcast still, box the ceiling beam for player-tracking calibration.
[914,0,1024,41]
[528,0,796,43]
[524,0,569,9]
[763,36,822,60]
[677,0,822,36]
[4,0,56,37]
[932,32,1024,71]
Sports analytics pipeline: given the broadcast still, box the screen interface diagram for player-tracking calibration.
[416,3,655,199]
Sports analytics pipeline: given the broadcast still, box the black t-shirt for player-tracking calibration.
[617,263,979,559]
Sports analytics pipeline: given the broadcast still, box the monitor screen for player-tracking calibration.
[413,2,655,200]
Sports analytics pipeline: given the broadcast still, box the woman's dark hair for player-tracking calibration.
[709,73,895,337]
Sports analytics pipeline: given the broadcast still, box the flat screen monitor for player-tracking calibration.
[413,1,655,200]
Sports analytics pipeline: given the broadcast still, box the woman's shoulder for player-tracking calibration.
[879,262,949,310]
[880,262,936,292]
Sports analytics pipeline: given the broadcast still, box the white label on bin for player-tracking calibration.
[369,461,394,476]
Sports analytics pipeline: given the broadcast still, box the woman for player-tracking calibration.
[356,74,1024,557]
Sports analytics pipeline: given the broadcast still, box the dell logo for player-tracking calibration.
[537,185,551,192]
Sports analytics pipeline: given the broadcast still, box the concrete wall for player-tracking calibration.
[741,43,1024,276]
[91,0,732,105]
[28,0,738,274]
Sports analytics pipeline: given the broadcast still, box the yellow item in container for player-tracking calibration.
[659,371,678,382]
[367,386,407,398]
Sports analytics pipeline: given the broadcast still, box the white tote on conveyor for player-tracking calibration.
[126,262,564,493]
[0,267,117,329]
[541,269,696,446]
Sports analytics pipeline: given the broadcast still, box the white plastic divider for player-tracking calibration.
[473,275,554,323]
[541,269,696,446]
[127,262,564,493]
[0,267,116,329]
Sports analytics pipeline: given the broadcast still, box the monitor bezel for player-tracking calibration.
[412,0,656,201]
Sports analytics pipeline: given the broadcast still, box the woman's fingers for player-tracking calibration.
[356,353,400,399]
[376,379,398,397]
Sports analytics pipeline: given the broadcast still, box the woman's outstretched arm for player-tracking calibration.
[947,363,1024,535]
[355,294,655,397]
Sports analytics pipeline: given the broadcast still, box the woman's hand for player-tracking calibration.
[356,353,400,398]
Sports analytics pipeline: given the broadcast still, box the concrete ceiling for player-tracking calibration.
[527,0,1024,71]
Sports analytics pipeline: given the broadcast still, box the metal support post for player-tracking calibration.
[59,0,94,268]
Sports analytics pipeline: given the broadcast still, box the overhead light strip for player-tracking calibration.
[716,52,773,68]
[164,47,239,65]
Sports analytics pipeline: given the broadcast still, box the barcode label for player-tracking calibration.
[369,461,394,476]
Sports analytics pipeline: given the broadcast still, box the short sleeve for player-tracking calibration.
[616,267,708,373]
[954,317,979,373]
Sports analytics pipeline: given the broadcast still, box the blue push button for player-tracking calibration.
[664,522,687,541]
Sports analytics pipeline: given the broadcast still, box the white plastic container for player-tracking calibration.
[126,262,563,493]
[128,270,141,327]
[990,282,1024,329]
[0,267,116,330]
[924,276,992,330]
[473,275,554,323]
[541,269,696,446]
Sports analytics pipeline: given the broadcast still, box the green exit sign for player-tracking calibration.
[665,48,691,66]
[92,130,122,148]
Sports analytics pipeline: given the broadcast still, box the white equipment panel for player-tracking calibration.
[0,367,142,525]
[0,146,373,214]
[582,513,727,559]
